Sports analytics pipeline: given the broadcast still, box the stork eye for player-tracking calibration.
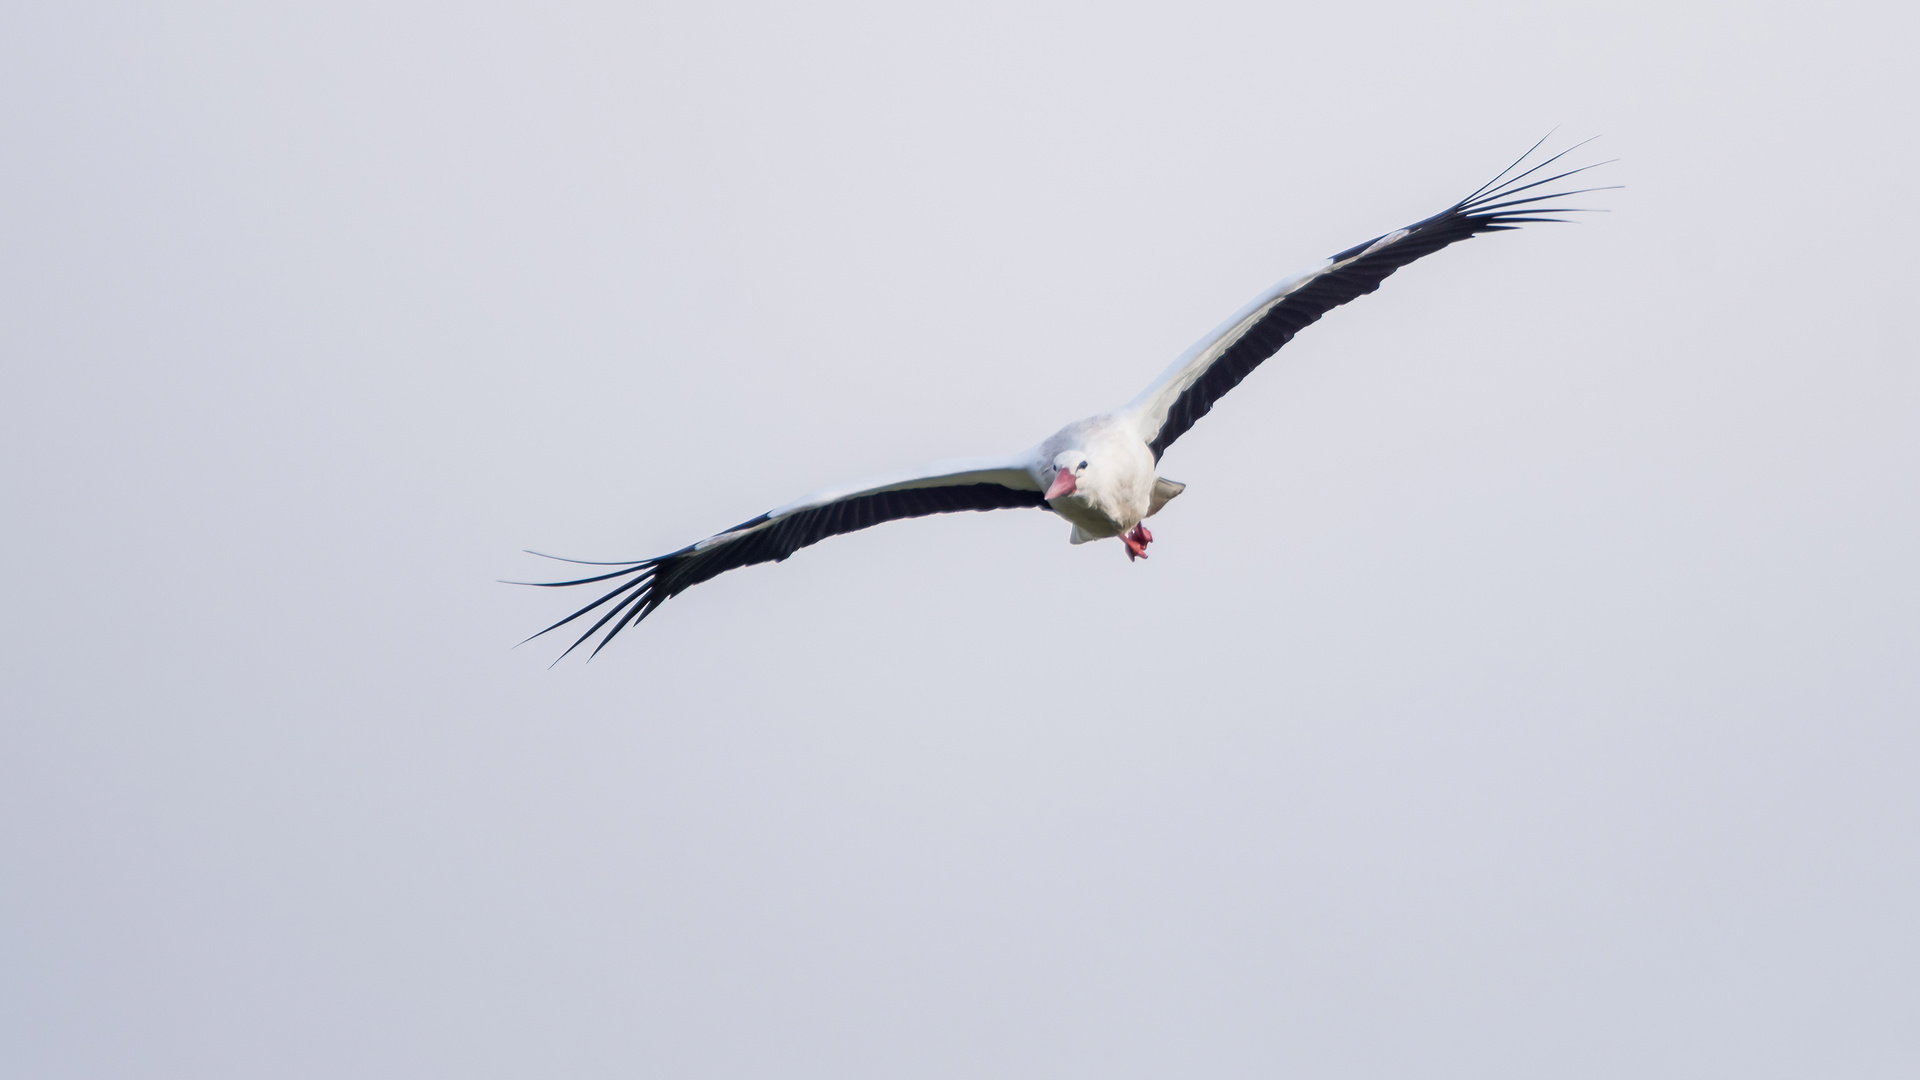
[1078,460,1088,470]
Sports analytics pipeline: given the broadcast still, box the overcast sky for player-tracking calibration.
[3,1,1916,1077]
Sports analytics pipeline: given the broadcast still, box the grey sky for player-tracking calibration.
[3,1,1916,1077]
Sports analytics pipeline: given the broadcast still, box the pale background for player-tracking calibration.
[3,2,1916,1077]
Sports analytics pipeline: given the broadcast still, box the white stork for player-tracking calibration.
[521,139,1609,659]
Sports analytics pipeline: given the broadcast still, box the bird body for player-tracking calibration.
[520,139,1609,659]
[1036,414,1171,548]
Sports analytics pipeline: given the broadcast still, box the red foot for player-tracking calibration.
[1121,524,1154,561]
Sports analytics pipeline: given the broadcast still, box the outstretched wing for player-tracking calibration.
[1128,139,1611,461]
[518,455,1043,660]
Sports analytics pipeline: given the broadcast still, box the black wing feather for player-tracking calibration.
[523,482,1047,661]
[1145,152,1611,461]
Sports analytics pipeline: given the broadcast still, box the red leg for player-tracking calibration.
[1121,524,1153,561]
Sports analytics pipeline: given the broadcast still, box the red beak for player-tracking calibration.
[1044,470,1077,500]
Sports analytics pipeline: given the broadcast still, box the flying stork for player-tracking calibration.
[519,139,1609,659]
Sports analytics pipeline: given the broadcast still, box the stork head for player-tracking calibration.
[1045,451,1090,500]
